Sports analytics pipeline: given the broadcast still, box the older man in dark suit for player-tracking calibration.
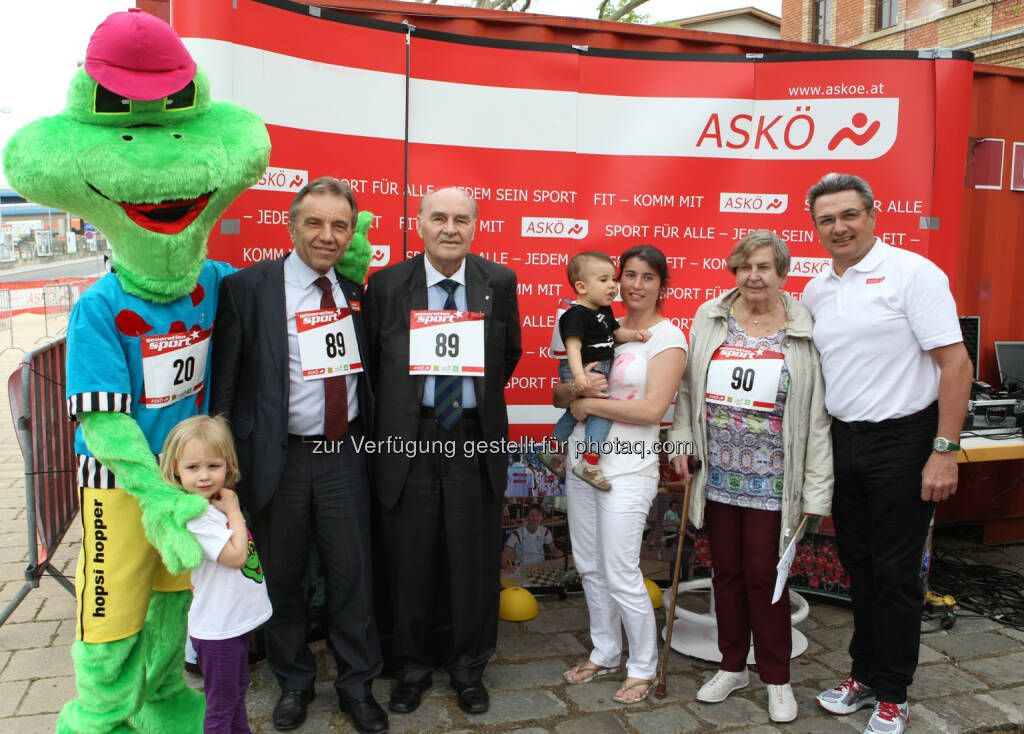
[210,177,386,733]
[365,187,521,716]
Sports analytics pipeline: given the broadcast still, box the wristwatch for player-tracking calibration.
[932,437,961,453]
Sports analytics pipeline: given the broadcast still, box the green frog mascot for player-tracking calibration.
[3,10,270,734]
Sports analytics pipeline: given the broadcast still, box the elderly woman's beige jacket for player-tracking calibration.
[667,287,833,555]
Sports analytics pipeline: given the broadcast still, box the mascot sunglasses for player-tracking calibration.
[93,80,197,115]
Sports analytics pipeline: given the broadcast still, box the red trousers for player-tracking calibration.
[705,500,791,684]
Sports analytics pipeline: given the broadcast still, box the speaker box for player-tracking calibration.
[960,316,980,380]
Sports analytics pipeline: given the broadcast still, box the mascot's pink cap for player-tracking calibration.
[85,8,197,101]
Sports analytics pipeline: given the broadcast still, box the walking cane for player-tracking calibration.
[654,455,701,699]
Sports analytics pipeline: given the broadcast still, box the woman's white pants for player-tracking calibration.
[566,466,659,679]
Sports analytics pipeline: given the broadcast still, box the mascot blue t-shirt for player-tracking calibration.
[66,259,235,486]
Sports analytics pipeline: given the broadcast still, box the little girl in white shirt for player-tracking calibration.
[160,415,272,734]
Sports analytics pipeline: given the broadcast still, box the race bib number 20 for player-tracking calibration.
[409,310,485,376]
[140,328,212,406]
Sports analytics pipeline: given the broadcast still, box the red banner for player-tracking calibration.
[173,0,973,439]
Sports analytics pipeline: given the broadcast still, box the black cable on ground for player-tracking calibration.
[928,551,1024,632]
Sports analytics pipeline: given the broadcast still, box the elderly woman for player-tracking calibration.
[667,230,833,723]
[555,245,687,705]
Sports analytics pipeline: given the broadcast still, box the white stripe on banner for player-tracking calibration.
[507,405,564,424]
[410,78,579,152]
[185,39,408,140]
[506,404,676,425]
[185,37,899,159]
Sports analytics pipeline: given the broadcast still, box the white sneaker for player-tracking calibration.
[696,668,749,703]
[767,683,798,723]
[865,701,909,734]
[817,676,876,715]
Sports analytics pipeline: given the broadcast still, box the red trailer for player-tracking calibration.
[153,0,1024,536]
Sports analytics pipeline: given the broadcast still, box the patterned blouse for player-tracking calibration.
[704,313,790,512]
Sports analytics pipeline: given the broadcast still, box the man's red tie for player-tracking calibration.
[313,276,348,441]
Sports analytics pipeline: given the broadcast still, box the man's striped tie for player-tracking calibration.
[434,279,463,431]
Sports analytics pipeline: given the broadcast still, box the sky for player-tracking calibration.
[0,1,782,188]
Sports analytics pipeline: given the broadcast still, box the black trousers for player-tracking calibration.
[831,403,937,703]
[383,413,502,685]
[251,420,382,701]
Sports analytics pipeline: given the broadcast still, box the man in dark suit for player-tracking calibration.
[211,177,386,733]
[365,187,521,716]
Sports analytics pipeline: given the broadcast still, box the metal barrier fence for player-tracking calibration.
[1,338,78,626]
[0,289,21,357]
[38,284,73,343]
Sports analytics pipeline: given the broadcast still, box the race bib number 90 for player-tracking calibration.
[140,327,212,406]
[295,308,363,379]
[409,310,485,376]
[705,345,784,412]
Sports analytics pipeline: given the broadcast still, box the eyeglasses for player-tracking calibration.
[92,81,197,115]
[813,207,870,229]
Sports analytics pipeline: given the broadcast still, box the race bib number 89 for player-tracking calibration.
[409,310,485,375]
[296,308,363,379]
[705,345,784,412]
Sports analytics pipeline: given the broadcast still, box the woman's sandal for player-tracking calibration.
[612,677,653,704]
[562,660,619,684]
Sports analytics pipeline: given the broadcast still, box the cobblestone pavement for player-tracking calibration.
[0,312,1022,733]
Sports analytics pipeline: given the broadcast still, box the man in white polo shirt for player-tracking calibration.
[801,173,972,734]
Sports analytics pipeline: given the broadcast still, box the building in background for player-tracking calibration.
[664,6,781,40]
[781,0,1024,67]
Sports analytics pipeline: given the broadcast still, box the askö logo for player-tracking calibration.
[521,217,589,239]
[788,257,832,278]
[693,99,898,160]
[252,167,308,192]
[719,193,788,214]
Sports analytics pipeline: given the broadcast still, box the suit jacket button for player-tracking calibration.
[453,401,460,408]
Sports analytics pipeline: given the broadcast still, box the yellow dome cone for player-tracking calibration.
[499,586,538,621]
[645,577,663,609]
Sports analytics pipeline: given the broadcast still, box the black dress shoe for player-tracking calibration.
[340,695,389,733]
[273,689,315,731]
[388,678,432,714]
[452,680,489,714]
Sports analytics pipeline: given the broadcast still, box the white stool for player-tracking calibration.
[660,577,809,663]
